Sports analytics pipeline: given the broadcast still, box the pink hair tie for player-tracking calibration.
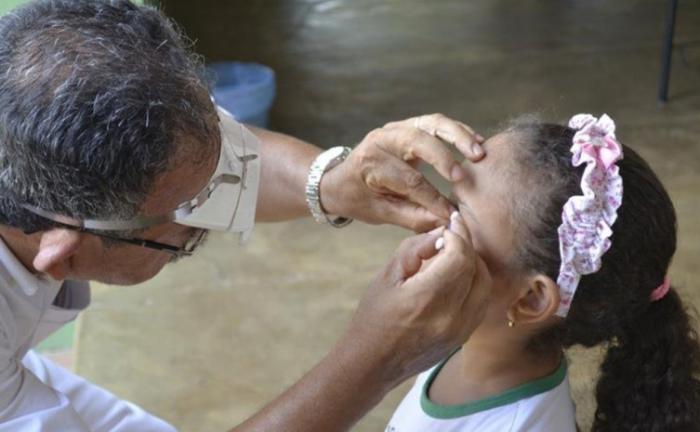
[650,276,671,302]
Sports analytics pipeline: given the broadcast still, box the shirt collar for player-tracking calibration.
[0,236,62,296]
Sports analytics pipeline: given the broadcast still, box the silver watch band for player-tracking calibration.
[305,146,353,228]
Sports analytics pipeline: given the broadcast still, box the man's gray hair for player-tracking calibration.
[0,0,219,233]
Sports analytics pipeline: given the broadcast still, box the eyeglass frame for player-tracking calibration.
[15,169,238,258]
[22,219,209,258]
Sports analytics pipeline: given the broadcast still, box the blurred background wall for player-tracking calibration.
[158,0,700,145]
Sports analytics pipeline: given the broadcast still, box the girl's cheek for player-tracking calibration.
[456,207,481,250]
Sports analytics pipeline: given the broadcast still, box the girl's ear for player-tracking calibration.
[33,228,83,280]
[507,274,560,325]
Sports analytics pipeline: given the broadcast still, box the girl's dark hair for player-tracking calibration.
[509,119,700,431]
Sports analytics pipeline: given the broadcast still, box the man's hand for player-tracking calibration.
[233,212,491,432]
[321,114,485,232]
[338,211,492,387]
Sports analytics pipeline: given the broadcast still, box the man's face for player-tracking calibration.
[64,143,219,285]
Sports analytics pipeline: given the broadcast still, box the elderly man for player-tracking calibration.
[0,0,491,430]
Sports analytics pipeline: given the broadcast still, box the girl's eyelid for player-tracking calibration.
[447,194,459,208]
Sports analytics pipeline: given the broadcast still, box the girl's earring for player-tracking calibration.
[507,319,515,328]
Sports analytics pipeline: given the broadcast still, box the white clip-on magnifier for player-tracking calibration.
[21,107,261,257]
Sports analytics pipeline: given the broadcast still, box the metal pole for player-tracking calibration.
[658,0,679,104]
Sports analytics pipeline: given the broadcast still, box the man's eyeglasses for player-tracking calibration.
[29,222,209,258]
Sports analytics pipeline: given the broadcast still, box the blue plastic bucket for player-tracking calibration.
[207,62,276,128]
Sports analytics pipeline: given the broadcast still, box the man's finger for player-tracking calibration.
[419,114,484,162]
[457,121,485,143]
[380,200,447,233]
[447,210,472,245]
[394,227,445,279]
[367,156,453,221]
[413,227,476,296]
[384,114,485,162]
[372,127,462,182]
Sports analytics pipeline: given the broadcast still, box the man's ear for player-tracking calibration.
[507,274,560,326]
[33,229,83,280]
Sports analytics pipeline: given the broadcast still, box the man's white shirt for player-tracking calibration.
[0,238,176,430]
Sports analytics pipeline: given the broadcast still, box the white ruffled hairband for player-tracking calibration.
[556,114,624,317]
[555,114,674,316]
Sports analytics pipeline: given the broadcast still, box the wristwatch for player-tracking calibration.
[305,146,353,228]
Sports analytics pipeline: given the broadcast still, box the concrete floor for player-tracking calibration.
[75,1,700,431]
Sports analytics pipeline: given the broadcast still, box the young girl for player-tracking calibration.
[386,114,700,431]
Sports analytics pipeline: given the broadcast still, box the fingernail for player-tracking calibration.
[472,143,484,157]
[448,212,460,231]
[435,237,445,250]
[450,164,465,181]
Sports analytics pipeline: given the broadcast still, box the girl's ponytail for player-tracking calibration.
[594,288,700,432]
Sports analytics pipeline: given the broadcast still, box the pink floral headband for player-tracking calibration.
[556,114,624,317]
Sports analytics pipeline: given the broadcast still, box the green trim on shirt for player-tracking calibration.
[420,351,568,419]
